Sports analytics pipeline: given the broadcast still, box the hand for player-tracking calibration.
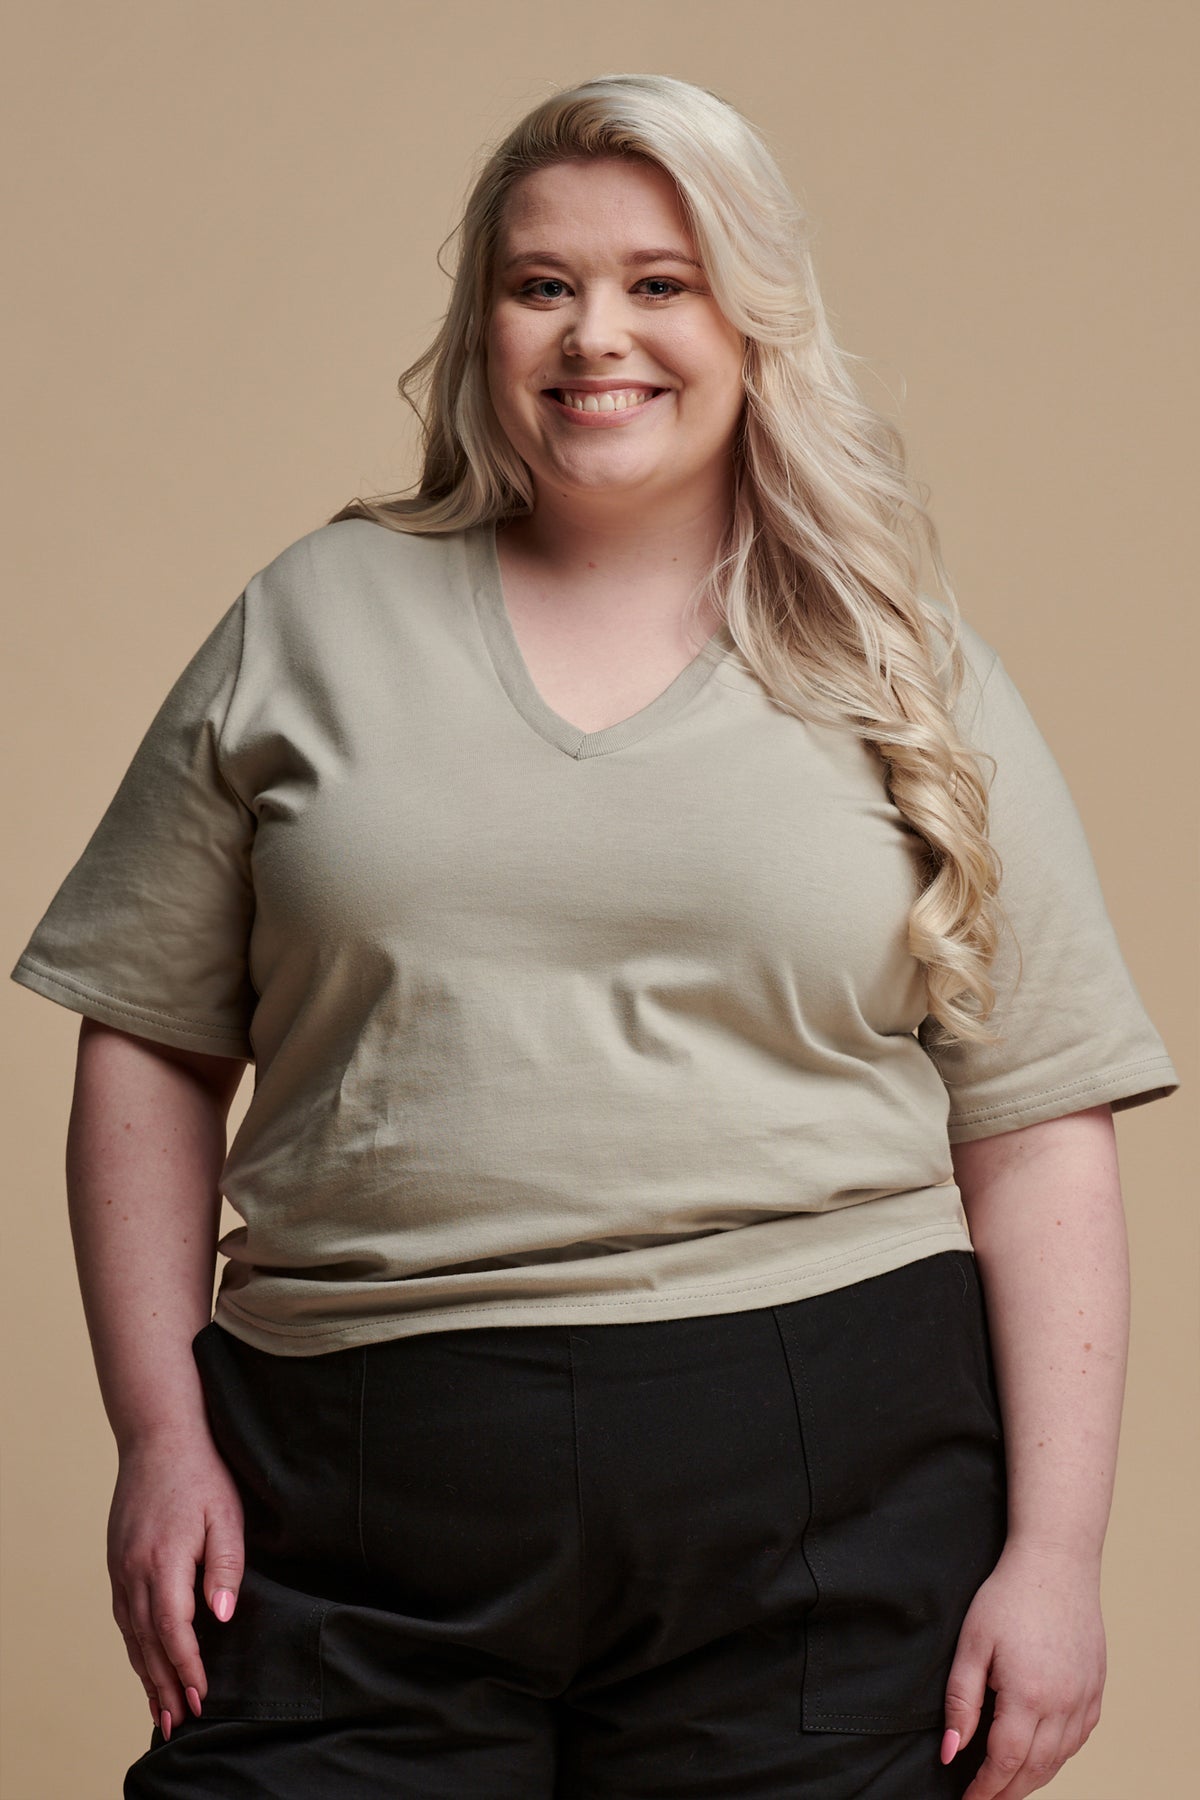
[107,1430,244,1739]
[943,1540,1106,1799]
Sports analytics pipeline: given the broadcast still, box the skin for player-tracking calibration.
[74,156,1124,1791]
[484,155,744,671]
[947,1105,1122,1799]
[68,1019,246,1736]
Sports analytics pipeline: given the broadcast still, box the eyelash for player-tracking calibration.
[516,277,686,304]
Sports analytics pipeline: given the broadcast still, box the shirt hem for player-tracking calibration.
[9,955,254,1060]
[945,1054,1180,1141]
[212,1221,973,1356]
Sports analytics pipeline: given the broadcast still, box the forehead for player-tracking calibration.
[496,158,696,261]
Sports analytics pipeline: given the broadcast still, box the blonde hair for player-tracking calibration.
[328,71,1012,1048]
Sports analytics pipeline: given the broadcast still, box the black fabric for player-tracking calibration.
[125,1250,1006,1799]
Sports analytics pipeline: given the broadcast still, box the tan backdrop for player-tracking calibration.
[2,3,1195,1795]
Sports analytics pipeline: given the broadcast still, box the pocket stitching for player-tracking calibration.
[795,1327,933,1730]
[777,1273,976,1734]
[198,1596,330,1720]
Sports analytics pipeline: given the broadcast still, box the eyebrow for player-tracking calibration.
[499,247,704,273]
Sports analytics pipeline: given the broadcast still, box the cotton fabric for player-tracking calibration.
[10,518,1179,1351]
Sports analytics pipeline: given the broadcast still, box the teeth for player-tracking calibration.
[555,389,659,412]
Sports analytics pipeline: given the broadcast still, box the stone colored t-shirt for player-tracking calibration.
[10,519,1180,1352]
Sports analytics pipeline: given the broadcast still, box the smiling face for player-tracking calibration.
[485,156,746,520]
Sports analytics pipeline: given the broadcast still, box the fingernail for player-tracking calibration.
[212,1588,236,1622]
[185,1686,202,1718]
[160,1709,172,1742]
[940,1728,961,1764]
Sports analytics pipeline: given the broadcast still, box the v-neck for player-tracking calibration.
[463,519,735,762]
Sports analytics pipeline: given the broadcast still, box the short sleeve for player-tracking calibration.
[10,594,257,1060]
[918,649,1180,1141]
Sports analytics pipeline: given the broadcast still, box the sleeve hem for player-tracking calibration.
[9,956,254,1061]
[945,1056,1180,1143]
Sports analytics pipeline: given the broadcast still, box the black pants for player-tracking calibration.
[125,1251,1006,1798]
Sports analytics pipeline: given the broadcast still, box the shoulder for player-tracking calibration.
[919,591,1003,735]
[233,520,471,667]
[248,516,464,599]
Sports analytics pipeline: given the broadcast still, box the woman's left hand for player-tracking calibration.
[942,1539,1107,1799]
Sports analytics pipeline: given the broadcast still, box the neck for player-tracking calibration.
[503,484,734,585]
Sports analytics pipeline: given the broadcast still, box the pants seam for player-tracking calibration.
[355,1346,371,1574]
[567,1329,586,1678]
[771,1305,823,1732]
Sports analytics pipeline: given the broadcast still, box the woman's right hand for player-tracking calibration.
[107,1428,245,1739]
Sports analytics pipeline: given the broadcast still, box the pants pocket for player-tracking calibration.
[186,1321,363,1721]
[191,1564,329,1721]
[774,1252,1007,1734]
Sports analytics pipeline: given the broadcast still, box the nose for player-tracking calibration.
[561,286,634,361]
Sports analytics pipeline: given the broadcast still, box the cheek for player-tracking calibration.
[669,321,740,392]
[488,326,550,420]
[490,308,548,369]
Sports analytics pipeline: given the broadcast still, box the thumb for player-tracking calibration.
[202,1509,245,1623]
[943,1632,990,1759]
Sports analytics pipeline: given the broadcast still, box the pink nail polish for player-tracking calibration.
[940,1727,961,1765]
[185,1685,202,1718]
[212,1589,235,1622]
[160,1709,172,1742]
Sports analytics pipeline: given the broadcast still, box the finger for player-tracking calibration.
[112,1583,161,1723]
[128,1576,187,1736]
[149,1562,207,1722]
[944,1638,990,1756]
[1080,1694,1103,1748]
[961,1701,1038,1800]
[1056,1708,1086,1765]
[201,1505,245,1632]
[992,1715,1068,1800]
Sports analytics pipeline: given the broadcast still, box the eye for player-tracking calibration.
[518,278,570,301]
[636,278,686,301]
[515,276,686,303]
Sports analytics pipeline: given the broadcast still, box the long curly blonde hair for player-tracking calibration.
[328,71,1011,1049]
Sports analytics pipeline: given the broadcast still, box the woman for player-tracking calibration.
[11,73,1179,1800]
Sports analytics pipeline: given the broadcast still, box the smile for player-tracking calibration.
[541,388,670,426]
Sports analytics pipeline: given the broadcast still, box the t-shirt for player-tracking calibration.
[10,518,1180,1353]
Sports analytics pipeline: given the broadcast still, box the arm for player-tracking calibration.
[67,1016,249,1739]
[943,1101,1127,1800]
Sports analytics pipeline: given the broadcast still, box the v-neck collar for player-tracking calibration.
[463,519,734,762]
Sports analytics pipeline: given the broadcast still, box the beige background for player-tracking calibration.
[2,3,1195,1795]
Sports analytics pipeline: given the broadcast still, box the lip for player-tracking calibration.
[544,380,665,394]
[541,387,671,427]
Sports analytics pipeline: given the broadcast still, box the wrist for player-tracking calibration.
[110,1379,214,1460]
[1001,1532,1105,1578]
[114,1414,216,1460]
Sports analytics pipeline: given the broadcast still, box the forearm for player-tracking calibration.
[954,1103,1129,1565]
[65,1019,245,1454]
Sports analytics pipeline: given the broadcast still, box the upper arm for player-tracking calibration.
[950,1102,1118,1209]
[919,647,1178,1140]
[76,1015,248,1109]
[10,592,258,1063]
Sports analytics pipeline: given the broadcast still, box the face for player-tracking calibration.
[485,157,746,515]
